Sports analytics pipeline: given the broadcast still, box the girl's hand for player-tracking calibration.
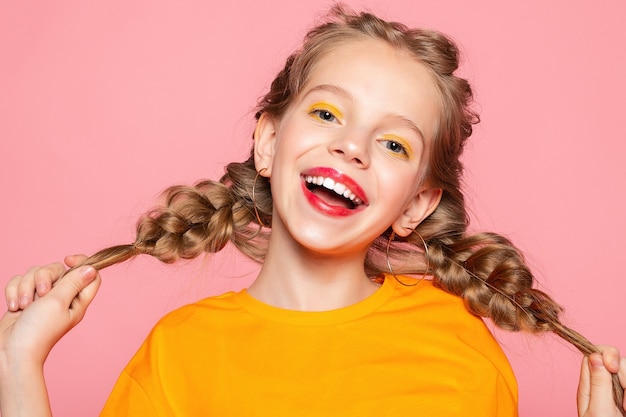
[0,255,101,365]
[0,256,100,416]
[578,345,626,417]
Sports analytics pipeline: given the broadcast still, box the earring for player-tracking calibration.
[412,229,431,282]
[385,230,430,286]
[252,168,270,228]
[385,231,397,278]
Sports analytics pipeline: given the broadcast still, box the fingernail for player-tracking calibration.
[8,299,17,310]
[19,296,29,307]
[36,282,48,294]
[80,265,95,277]
[589,354,604,368]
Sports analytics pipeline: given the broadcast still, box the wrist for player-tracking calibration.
[0,352,51,417]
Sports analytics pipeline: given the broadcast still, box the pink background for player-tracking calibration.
[1,0,625,415]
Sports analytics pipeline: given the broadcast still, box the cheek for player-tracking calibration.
[377,151,423,186]
[377,167,418,204]
[273,130,328,172]
[274,122,314,155]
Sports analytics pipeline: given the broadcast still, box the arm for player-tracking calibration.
[0,346,52,417]
[0,256,101,417]
[578,345,626,417]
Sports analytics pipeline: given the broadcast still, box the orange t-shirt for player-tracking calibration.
[100,275,518,416]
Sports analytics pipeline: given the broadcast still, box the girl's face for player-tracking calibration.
[255,38,442,257]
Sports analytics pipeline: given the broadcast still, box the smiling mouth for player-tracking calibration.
[303,175,364,209]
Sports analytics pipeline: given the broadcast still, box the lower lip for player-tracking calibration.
[301,182,363,217]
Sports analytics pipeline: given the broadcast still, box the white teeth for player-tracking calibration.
[333,183,346,195]
[304,175,363,205]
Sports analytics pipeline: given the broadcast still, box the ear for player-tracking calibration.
[253,112,278,177]
[391,188,443,237]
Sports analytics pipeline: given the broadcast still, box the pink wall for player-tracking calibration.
[1,0,625,415]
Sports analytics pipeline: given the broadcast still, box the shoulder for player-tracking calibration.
[124,290,253,372]
[386,275,475,317]
[385,275,502,346]
[149,291,243,336]
[385,275,517,388]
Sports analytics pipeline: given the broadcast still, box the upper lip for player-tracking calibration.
[301,167,369,205]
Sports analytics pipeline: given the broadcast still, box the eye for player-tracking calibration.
[381,139,408,156]
[310,109,338,123]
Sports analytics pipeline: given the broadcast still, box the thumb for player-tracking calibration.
[51,265,101,321]
[586,352,616,415]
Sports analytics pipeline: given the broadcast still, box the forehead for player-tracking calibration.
[299,38,441,140]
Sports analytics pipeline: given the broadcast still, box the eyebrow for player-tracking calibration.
[303,84,355,101]
[390,114,425,143]
[302,83,426,142]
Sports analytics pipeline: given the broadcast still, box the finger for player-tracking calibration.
[587,352,617,415]
[64,254,88,268]
[16,266,44,309]
[49,265,99,322]
[5,275,23,311]
[32,262,67,297]
[32,263,65,298]
[617,358,626,411]
[578,356,591,415]
[598,345,621,374]
[69,269,101,321]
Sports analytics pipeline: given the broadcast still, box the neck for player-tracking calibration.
[247,228,380,311]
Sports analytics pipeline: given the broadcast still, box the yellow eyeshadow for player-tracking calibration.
[382,134,414,158]
[307,102,344,120]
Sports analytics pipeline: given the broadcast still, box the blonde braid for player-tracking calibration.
[73,154,271,274]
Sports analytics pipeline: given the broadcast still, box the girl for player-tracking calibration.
[1,6,624,416]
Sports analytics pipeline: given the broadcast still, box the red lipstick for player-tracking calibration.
[300,167,368,217]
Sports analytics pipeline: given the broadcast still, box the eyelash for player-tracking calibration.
[380,139,409,157]
[309,108,339,123]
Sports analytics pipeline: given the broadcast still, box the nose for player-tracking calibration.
[328,130,370,168]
